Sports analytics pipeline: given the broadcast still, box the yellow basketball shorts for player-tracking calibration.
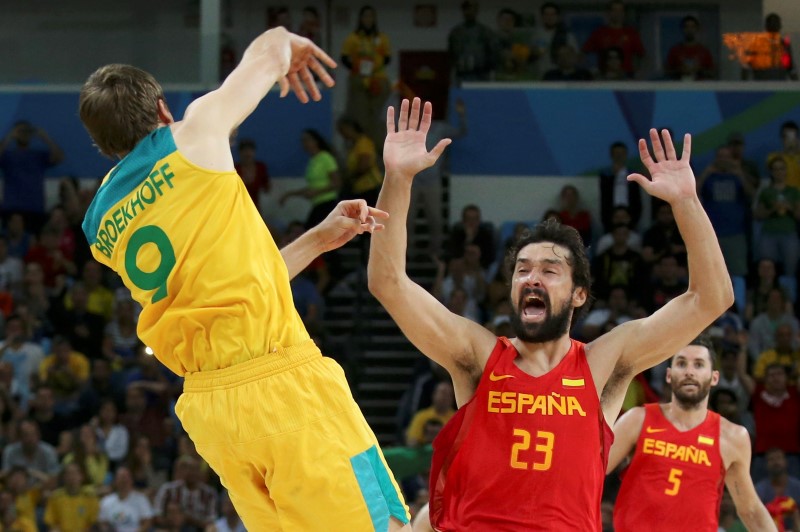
[176,340,410,531]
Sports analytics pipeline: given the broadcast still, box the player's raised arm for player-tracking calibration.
[606,406,645,474]
[589,129,733,408]
[722,422,777,531]
[368,98,495,384]
[183,27,335,135]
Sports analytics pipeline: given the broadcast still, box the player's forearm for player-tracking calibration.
[368,173,413,296]
[739,504,778,531]
[280,231,323,280]
[672,196,733,315]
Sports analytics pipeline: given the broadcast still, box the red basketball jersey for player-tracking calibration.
[614,403,725,532]
[429,337,613,531]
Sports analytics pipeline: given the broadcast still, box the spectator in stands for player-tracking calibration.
[447,204,495,269]
[748,288,800,361]
[2,420,60,483]
[743,13,797,81]
[77,358,124,423]
[29,386,71,448]
[531,2,580,79]
[768,121,800,189]
[407,99,467,260]
[99,466,155,532]
[234,139,270,214]
[495,9,534,81]
[17,263,52,339]
[121,386,170,468]
[746,259,792,322]
[93,398,129,467]
[64,260,115,321]
[0,315,44,409]
[0,236,23,302]
[597,46,629,80]
[698,145,753,281]
[405,381,455,447]
[591,223,645,304]
[582,1,645,78]
[753,323,800,382]
[51,282,105,360]
[0,384,16,448]
[755,155,800,278]
[542,44,593,81]
[44,462,100,532]
[448,1,498,82]
[558,185,592,246]
[595,206,642,256]
[756,448,800,531]
[717,340,753,420]
[47,206,76,264]
[710,387,754,436]
[280,130,341,229]
[291,263,324,325]
[337,117,383,206]
[740,364,800,479]
[642,202,686,272]
[5,466,38,524]
[600,141,641,232]
[0,489,35,532]
[127,435,167,498]
[103,297,140,367]
[727,132,761,194]
[57,176,93,271]
[24,224,76,288]
[39,336,90,408]
[341,5,392,150]
[434,250,485,321]
[4,214,33,261]
[665,15,715,80]
[579,285,633,342]
[643,254,687,315]
[154,455,218,530]
[212,491,246,532]
[64,424,110,491]
[298,6,322,45]
[0,121,64,229]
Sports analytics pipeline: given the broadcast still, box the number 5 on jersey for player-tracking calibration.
[665,467,683,496]
[510,429,554,471]
[125,225,176,303]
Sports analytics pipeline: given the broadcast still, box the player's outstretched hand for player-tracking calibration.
[628,129,696,205]
[311,199,389,252]
[384,97,451,179]
[277,32,337,104]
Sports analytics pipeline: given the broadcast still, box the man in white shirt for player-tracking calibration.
[99,466,154,532]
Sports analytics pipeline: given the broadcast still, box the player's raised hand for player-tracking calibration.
[384,98,451,179]
[311,199,389,252]
[277,32,337,104]
[628,129,696,205]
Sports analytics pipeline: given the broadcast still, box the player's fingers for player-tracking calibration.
[398,99,410,131]
[386,106,396,134]
[288,73,309,104]
[637,138,655,171]
[429,138,452,160]
[366,206,389,220]
[300,67,320,101]
[312,45,337,69]
[627,173,652,192]
[309,57,335,87]
[649,128,665,162]
[420,101,433,134]
[278,77,290,98]
[681,133,692,161]
[662,129,677,160]
[408,98,422,131]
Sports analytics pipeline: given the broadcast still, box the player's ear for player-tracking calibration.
[665,367,672,384]
[572,286,587,308]
[711,370,720,386]
[157,98,174,125]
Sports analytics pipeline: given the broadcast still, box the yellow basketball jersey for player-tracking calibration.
[82,127,309,375]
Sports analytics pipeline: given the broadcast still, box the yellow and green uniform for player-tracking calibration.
[82,126,408,530]
[44,486,99,531]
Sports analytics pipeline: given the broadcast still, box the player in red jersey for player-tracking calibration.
[368,98,733,531]
[608,336,775,532]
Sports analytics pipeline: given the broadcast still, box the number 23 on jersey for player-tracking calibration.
[510,429,555,471]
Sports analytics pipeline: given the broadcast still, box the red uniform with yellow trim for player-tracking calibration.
[429,337,612,531]
[614,403,725,532]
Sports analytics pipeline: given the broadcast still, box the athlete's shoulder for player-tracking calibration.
[614,404,646,431]
[719,416,750,448]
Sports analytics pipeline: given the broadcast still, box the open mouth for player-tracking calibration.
[522,294,547,320]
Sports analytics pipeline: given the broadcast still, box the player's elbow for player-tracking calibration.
[367,264,399,301]
[692,277,735,319]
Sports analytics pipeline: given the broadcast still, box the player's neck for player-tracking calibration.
[664,400,708,431]
[512,335,572,375]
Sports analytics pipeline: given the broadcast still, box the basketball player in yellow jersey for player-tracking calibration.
[78,27,411,531]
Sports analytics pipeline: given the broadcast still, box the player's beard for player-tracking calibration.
[671,376,713,409]
[510,291,572,343]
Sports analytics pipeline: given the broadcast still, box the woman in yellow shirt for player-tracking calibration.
[63,425,110,493]
[337,117,383,206]
[341,6,392,150]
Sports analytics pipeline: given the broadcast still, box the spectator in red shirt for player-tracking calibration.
[233,139,270,211]
[582,0,645,77]
[24,224,76,288]
[557,184,592,245]
[666,15,715,80]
